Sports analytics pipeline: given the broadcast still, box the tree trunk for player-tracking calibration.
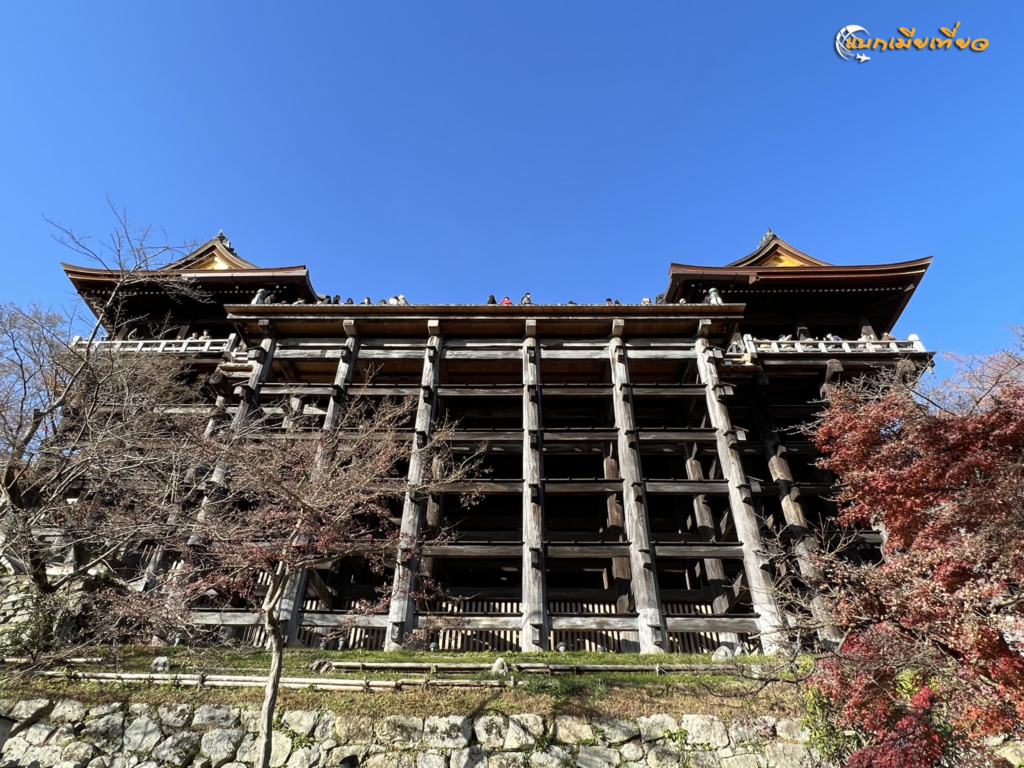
[256,617,285,768]
[255,567,289,768]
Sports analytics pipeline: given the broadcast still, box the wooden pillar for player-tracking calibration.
[233,335,276,430]
[385,325,441,650]
[203,334,240,439]
[521,322,549,651]
[322,323,360,432]
[751,390,841,646]
[685,458,741,649]
[608,332,666,654]
[694,338,787,655]
[279,568,310,647]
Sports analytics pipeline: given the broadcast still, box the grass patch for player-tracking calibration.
[0,646,803,722]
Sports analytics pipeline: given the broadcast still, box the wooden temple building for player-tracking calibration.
[64,230,933,654]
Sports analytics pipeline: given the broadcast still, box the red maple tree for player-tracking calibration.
[807,341,1024,767]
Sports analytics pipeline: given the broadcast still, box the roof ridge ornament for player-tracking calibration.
[759,228,775,249]
[216,229,236,255]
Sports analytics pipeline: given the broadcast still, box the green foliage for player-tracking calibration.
[802,686,861,765]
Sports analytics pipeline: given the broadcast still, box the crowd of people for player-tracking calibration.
[247,287,758,307]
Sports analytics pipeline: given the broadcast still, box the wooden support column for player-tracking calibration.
[203,334,240,439]
[694,338,787,655]
[604,442,639,652]
[322,323,360,432]
[751,390,841,646]
[385,324,441,650]
[521,321,549,651]
[279,567,311,647]
[685,458,741,649]
[233,335,276,430]
[609,331,666,654]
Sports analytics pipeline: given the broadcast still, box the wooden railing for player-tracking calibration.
[70,336,236,355]
[736,333,926,357]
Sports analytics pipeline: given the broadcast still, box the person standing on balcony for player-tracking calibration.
[500,296,513,305]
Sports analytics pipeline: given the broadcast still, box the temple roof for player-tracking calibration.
[664,231,932,334]
[62,232,320,331]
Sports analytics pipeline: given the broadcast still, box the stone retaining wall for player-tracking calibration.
[0,697,827,768]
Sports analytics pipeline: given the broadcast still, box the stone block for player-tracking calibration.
[721,754,766,768]
[424,716,471,749]
[79,713,125,752]
[24,722,56,746]
[157,704,193,730]
[592,717,639,745]
[51,724,77,748]
[270,730,294,768]
[153,731,202,768]
[193,705,241,730]
[11,698,53,723]
[327,744,369,766]
[552,715,594,743]
[201,728,245,768]
[240,707,261,734]
[577,745,620,767]
[123,716,164,753]
[679,715,730,749]
[527,746,569,768]
[2,735,31,763]
[376,716,423,748]
[487,754,527,768]
[998,741,1024,765]
[282,710,319,737]
[773,720,809,744]
[21,744,63,767]
[287,745,319,768]
[88,703,123,718]
[619,741,644,762]
[638,714,677,742]
[63,742,99,763]
[765,742,815,768]
[474,715,507,749]
[450,745,487,768]
[729,717,776,746]
[646,744,683,768]
[416,752,448,768]
[51,700,88,724]
[363,754,415,768]
[314,712,335,741]
[334,715,373,745]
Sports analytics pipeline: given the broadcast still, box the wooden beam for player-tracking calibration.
[653,543,745,559]
[609,338,666,653]
[322,336,359,432]
[416,616,521,631]
[664,616,760,633]
[695,339,786,654]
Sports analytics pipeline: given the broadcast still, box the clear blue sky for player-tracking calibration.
[1,2,1021,364]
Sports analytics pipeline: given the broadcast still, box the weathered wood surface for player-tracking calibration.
[385,331,442,650]
[609,335,666,653]
[521,332,548,651]
[695,339,787,654]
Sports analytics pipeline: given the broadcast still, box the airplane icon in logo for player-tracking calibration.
[855,53,871,63]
